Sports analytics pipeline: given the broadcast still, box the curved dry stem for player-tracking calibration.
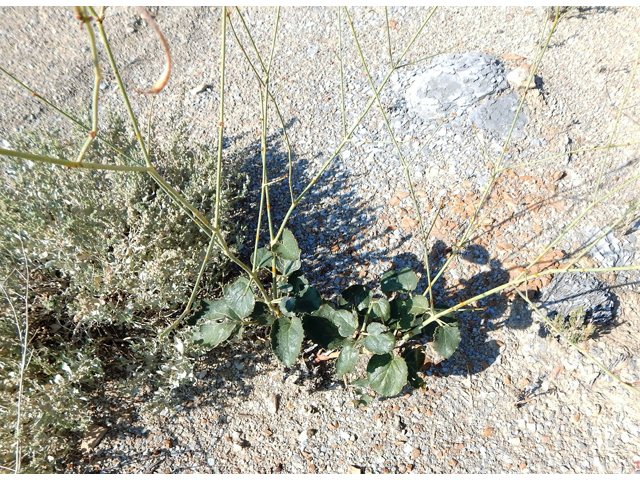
[132,7,172,95]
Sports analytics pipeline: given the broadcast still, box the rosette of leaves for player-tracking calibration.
[304,265,461,400]
[190,231,462,402]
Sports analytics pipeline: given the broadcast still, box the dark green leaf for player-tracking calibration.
[366,322,387,335]
[276,256,301,276]
[270,315,304,366]
[302,315,347,349]
[408,295,430,315]
[251,247,273,269]
[295,287,321,313]
[251,301,275,326]
[380,268,418,296]
[288,271,309,295]
[433,323,461,359]
[338,285,372,312]
[199,298,239,322]
[389,297,415,331]
[314,304,357,337]
[402,347,426,389]
[272,229,301,261]
[193,322,238,348]
[356,394,374,407]
[370,297,391,322]
[279,297,296,317]
[364,332,396,354]
[335,345,359,376]
[225,277,255,319]
[367,354,408,397]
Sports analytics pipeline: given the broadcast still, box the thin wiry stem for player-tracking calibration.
[503,141,640,171]
[88,6,152,168]
[0,147,151,172]
[345,6,435,311]
[272,8,438,246]
[561,201,638,272]
[214,7,227,229]
[0,65,140,166]
[384,7,393,67]
[425,14,560,294]
[159,234,217,337]
[338,8,347,137]
[75,7,101,165]
[592,41,640,200]
[517,290,640,396]
[419,264,640,328]
[235,7,268,75]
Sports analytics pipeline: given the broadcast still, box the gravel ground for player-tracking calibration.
[1,6,640,474]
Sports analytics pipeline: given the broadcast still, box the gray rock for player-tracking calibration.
[405,52,509,121]
[468,92,527,139]
[538,272,614,325]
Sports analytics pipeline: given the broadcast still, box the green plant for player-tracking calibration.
[2,5,640,470]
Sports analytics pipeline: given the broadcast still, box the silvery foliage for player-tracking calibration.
[0,115,246,470]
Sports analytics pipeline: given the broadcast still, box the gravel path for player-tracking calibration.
[1,6,639,474]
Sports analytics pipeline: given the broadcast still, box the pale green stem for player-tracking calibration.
[345,6,434,311]
[0,147,150,172]
[504,142,640,171]
[385,7,393,67]
[76,7,101,165]
[88,6,152,168]
[338,8,347,137]
[0,65,140,166]
[426,15,560,293]
[235,7,268,75]
[214,7,227,228]
[272,7,438,246]
[592,41,640,200]
[420,264,640,328]
[159,234,217,337]
[517,290,640,396]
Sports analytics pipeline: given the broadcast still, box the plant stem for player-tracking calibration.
[0,147,151,172]
[75,7,101,165]
[88,6,153,168]
[214,6,227,229]
[517,290,640,396]
[345,7,435,312]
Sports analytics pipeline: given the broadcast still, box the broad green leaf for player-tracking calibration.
[335,345,359,376]
[402,347,426,389]
[199,298,238,322]
[367,354,408,397]
[370,297,391,322]
[295,287,321,313]
[272,229,301,261]
[251,247,273,269]
[270,315,304,366]
[302,315,346,349]
[251,301,275,326]
[315,304,357,337]
[433,323,461,359]
[225,278,255,319]
[366,322,387,335]
[193,321,238,348]
[380,268,418,296]
[338,285,372,312]
[364,332,395,354]
[408,295,430,315]
[389,297,415,331]
[276,256,301,276]
[288,271,309,295]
